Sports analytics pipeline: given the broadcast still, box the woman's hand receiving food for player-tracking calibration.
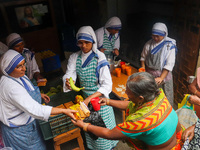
[71,119,84,128]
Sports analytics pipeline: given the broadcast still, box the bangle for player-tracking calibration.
[83,123,91,132]
[106,98,110,105]
[194,90,198,95]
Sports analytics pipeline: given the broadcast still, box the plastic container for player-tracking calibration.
[39,114,76,140]
[90,97,100,111]
[42,54,61,72]
[125,66,132,76]
[115,68,121,77]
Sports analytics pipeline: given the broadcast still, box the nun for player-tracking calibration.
[95,16,122,60]
[140,22,177,108]
[63,26,118,150]
[0,50,76,150]
[6,33,43,83]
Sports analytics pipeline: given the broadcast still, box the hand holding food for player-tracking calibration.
[70,102,90,120]
[69,77,85,92]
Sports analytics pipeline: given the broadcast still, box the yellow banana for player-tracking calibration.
[69,77,85,92]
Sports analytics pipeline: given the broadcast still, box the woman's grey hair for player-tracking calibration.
[127,72,159,102]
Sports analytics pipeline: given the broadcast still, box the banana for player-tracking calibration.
[69,77,85,92]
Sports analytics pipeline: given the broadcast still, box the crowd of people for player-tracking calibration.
[0,16,199,150]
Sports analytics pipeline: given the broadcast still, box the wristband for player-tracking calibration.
[83,123,91,132]
[106,98,110,105]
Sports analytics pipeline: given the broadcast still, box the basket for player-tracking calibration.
[39,114,76,140]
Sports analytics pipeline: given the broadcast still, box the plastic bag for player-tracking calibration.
[176,95,198,128]
[178,94,193,109]
[84,103,106,140]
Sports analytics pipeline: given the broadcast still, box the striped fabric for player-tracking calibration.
[76,54,99,97]
[85,106,118,150]
[76,53,118,150]
[102,32,115,59]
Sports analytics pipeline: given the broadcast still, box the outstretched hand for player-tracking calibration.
[99,98,107,106]
[71,119,84,128]
[63,109,77,120]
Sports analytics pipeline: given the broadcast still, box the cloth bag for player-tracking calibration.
[176,95,198,128]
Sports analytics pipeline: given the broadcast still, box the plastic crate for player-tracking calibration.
[39,114,76,140]
[42,54,61,72]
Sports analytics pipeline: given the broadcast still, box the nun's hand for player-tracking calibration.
[155,77,163,85]
[63,109,77,120]
[65,78,72,90]
[113,49,119,56]
[100,48,106,53]
[41,93,50,103]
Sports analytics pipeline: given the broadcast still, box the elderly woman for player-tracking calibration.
[0,50,76,150]
[63,26,118,150]
[140,22,177,108]
[95,16,122,60]
[72,72,183,150]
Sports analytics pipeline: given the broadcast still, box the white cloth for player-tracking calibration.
[95,27,120,49]
[6,33,22,48]
[0,76,52,126]
[104,16,122,29]
[76,26,98,52]
[140,22,176,71]
[140,39,176,71]
[0,50,52,126]
[63,50,112,98]
[23,48,40,79]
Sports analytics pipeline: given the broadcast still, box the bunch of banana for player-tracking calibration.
[69,77,85,92]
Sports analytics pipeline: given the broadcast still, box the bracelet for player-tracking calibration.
[83,123,91,132]
[106,98,110,105]
[194,90,198,95]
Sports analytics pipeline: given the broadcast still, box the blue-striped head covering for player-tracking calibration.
[77,33,94,43]
[0,50,24,75]
[76,26,98,53]
[6,33,23,49]
[152,22,168,37]
[105,16,122,30]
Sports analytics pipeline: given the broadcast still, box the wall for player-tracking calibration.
[0,0,61,55]
[173,0,200,103]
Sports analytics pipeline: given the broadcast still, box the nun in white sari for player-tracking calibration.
[95,16,122,60]
[140,22,177,108]
[63,26,118,150]
[0,50,76,150]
